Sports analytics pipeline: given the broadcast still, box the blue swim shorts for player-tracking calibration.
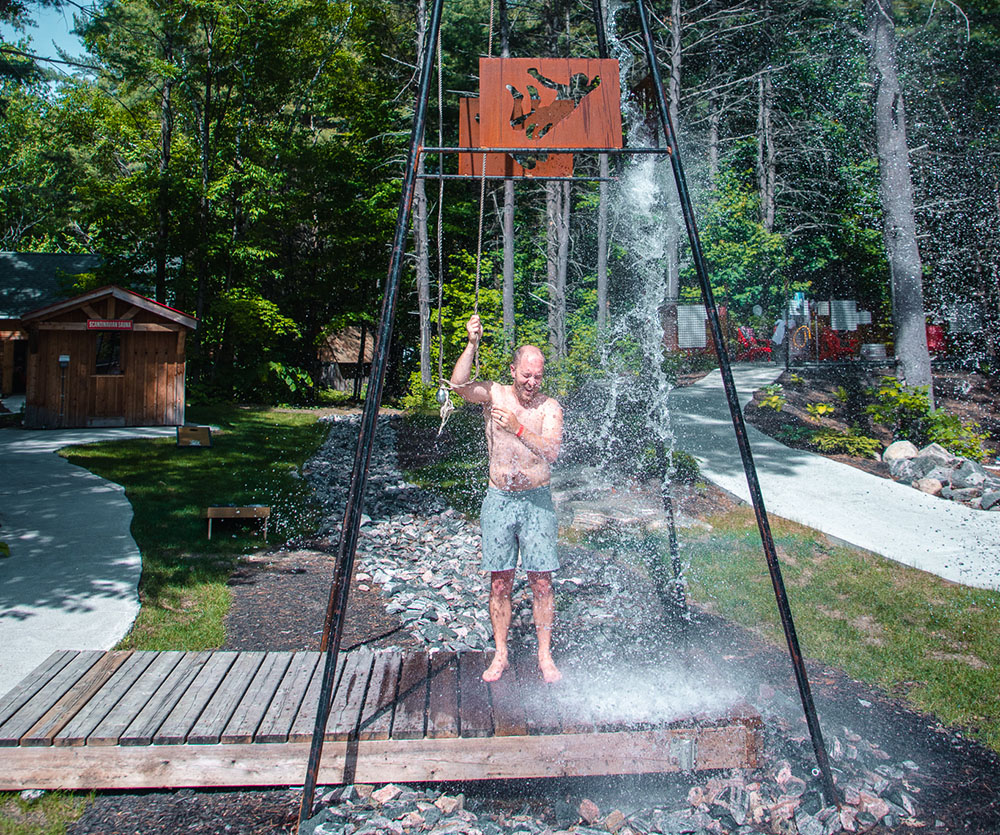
[480,485,560,573]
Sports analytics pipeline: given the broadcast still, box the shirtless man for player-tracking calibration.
[451,315,564,683]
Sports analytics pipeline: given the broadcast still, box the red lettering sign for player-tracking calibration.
[87,320,133,331]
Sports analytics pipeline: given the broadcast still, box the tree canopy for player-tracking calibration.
[1,0,997,401]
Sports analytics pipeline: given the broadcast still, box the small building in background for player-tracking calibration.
[1,252,103,398]
[318,325,373,392]
[20,285,197,428]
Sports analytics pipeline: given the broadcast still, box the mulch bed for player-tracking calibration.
[744,365,1000,478]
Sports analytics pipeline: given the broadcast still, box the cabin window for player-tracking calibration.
[95,332,123,375]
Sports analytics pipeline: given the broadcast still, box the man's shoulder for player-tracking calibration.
[540,394,562,414]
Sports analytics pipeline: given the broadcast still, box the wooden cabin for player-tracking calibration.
[20,286,197,429]
[318,325,374,391]
[1,319,27,398]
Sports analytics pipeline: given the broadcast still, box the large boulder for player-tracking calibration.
[913,477,943,496]
[883,440,919,463]
[917,442,957,465]
[951,459,987,490]
[888,458,916,481]
[981,491,1000,511]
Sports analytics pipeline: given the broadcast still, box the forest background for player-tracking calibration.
[1,0,998,405]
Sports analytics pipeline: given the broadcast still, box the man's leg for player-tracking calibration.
[483,569,515,682]
[528,571,561,683]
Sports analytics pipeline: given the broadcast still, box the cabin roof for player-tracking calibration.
[21,285,197,330]
[0,252,103,318]
[319,326,374,363]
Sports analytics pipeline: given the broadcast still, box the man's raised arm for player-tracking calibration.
[450,315,492,404]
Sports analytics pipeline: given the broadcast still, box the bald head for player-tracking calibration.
[511,344,544,371]
[510,344,545,406]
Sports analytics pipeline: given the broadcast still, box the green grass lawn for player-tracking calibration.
[681,507,1000,752]
[61,404,328,650]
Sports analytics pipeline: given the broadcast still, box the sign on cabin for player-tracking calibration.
[87,320,133,331]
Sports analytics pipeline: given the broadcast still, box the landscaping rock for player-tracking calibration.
[914,477,943,495]
[950,460,987,490]
[578,798,601,824]
[883,440,919,462]
[981,491,1000,511]
[917,442,957,465]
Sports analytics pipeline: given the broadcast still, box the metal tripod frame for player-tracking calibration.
[297,0,838,824]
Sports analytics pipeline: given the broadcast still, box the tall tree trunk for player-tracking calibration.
[597,153,609,331]
[866,0,932,393]
[500,0,515,350]
[756,71,776,233]
[414,0,432,385]
[155,67,173,304]
[662,0,682,352]
[545,182,567,359]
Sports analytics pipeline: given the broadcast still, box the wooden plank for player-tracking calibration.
[0,651,75,728]
[457,652,493,738]
[390,651,428,740]
[0,651,104,746]
[88,652,183,746]
[187,652,265,745]
[512,651,561,735]
[426,652,459,739]
[487,655,527,737]
[119,652,211,746]
[0,726,761,790]
[153,652,237,745]
[327,651,374,741]
[357,652,401,741]
[221,652,293,744]
[288,652,347,743]
[55,652,158,746]
[21,652,133,746]
[255,652,320,743]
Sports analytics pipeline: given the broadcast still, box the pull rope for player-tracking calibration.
[472,0,497,378]
[435,25,446,387]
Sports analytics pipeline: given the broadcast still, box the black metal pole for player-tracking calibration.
[296,0,446,824]
[634,0,839,806]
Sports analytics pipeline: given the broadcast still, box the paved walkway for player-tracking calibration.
[670,364,1000,591]
[0,426,175,695]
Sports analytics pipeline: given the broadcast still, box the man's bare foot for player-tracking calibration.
[482,655,508,682]
[539,655,561,683]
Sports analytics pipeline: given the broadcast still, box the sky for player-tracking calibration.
[1,2,88,69]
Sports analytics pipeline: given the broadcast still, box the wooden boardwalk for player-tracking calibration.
[0,649,761,790]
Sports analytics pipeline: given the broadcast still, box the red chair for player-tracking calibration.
[818,327,859,361]
[734,326,773,361]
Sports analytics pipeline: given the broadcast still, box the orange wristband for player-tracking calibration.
[516,424,525,438]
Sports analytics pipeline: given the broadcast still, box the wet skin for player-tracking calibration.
[451,315,564,683]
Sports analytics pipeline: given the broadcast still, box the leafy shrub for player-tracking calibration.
[811,428,883,458]
[788,373,805,386]
[866,376,988,461]
[316,387,356,407]
[833,386,849,403]
[805,401,835,420]
[758,384,786,411]
[926,414,990,462]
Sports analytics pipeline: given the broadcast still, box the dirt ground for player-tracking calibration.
[68,397,1000,835]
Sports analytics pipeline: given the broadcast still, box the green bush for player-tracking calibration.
[805,401,835,420]
[811,427,883,458]
[866,377,988,461]
[758,383,786,411]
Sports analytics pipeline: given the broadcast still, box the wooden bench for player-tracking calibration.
[206,506,270,541]
[177,425,212,447]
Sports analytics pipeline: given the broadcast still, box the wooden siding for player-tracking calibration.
[23,291,190,428]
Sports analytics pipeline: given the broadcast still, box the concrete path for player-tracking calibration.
[670,365,1000,591]
[0,427,175,695]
